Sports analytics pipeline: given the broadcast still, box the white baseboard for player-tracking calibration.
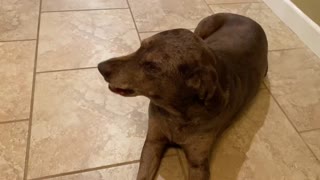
[262,0,320,57]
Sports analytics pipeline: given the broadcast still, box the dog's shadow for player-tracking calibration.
[178,87,271,180]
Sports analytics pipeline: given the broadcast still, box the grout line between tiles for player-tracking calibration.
[299,128,320,134]
[29,160,140,180]
[29,154,178,180]
[0,119,29,125]
[0,39,37,43]
[125,0,142,42]
[36,66,97,74]
[23,1,43,179]
[201,0,214,14]
[265,86,320,161]
[268,47,305,52]
[206,1,262,6]
[41,7,129,13]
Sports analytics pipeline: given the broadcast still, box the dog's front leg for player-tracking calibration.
[137,139,166,180]
[137,118,168,180]
[184,135,214,180]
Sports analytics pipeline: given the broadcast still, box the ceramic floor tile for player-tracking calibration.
[42,0,128,12]
[177,150,188,177]
[301,130,320,160]
[156,155,185,180]
[47,156,184,180]
[267,48,320,131]
[165,148,178,156]
[128,0,212,32]
[0,41,36,122]
[179,89,320,179]
[209,3,304,50]
[28,69,150,179]
[0,0,39,41]
[0,122,28,180]
[205,0,260,4]
[47,163,139,180]
[37,9,140,72]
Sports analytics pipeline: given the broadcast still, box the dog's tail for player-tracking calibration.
[194,13,226,40]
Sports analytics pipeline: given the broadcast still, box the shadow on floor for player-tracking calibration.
[209,89,271,180]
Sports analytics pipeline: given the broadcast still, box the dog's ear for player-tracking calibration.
[179,50,228,108]
[185,66,218,105]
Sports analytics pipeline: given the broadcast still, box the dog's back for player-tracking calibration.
[195,13,268,114]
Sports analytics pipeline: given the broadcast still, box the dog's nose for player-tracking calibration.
[98,62,111,80]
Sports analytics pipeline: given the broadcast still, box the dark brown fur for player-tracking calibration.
[98,13,268,180]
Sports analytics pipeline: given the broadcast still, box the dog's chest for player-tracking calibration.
[160,118,202,144]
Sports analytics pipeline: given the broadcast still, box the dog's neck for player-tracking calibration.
[150,92,225,121]
[149,98,189,117]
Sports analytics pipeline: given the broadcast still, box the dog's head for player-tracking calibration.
[98,29,223,112]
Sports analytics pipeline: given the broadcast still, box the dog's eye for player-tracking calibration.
[142,62,161,73]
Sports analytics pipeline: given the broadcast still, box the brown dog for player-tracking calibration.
[98,13,268,180]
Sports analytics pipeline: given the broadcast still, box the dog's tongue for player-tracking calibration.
[115,88,128,95]
[109,85,134,96]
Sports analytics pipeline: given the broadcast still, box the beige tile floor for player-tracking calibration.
[0,0,320,179]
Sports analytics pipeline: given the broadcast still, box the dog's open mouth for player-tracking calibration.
[108,85,135,96]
